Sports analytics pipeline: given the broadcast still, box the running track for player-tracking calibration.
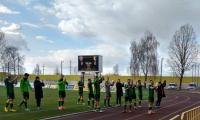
[44,90,200,120]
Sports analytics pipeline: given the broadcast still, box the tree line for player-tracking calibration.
[130,24,199,90]
[0,31,24,75]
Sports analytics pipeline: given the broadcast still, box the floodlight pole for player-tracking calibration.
[61,60,64,75]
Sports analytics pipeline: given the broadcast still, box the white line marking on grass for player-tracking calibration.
[41,106,120,120]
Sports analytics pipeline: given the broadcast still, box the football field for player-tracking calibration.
[0,86,148,120]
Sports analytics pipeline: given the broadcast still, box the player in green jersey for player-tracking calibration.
[77,78,85,105]
[93,74,104,112]
[19,73,32,111]
[148,80,155,115]
[131,80,137,110]
[87,78,94,108]
[123,79,132,113]
[4,74,18,112]
[57,75,68,110]
[137,80,143,107]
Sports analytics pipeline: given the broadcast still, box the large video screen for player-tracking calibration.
[78,55,102,72]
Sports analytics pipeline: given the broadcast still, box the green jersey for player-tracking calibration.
[78,80,84,93]
[4,78,15,95]
[20,78,32,92]
[88,82,94,95]
[124,83,132,97]
[93,77,103,95]
[148,85,154,100]
[57,80,68,92]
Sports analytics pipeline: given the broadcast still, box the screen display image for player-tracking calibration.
[78,55,102,72]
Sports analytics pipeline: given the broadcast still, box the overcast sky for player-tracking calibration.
[0,0,200,75]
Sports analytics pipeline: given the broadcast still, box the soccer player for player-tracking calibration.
[131,80,137,110]
[34,76,45,110]
[116,79,124,106]
[87,78,94,108]
[4,74,18,112]
[123,79,132,113]
[104,77,114,107]
[57,75,68,110]
[137,80,143,107]
[19,73,32,111]
[77,78,85,104]
[148,80,155,115]
[93,74,104,112]
[156,81,165,108]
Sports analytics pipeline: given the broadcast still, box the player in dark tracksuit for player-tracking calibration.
[87,79,94,108]
[34,76,45,110]
[156,82,163,108]
[137,80,143,107]
[148,80,155,115]
[77,79,84,104]
[116,79,124,106]
[4,74,18,112]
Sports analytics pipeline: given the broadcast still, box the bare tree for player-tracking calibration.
[113,64,119,75]
[168,24,198,90]
[33,64,42,75]
[0,30,5,66]
[130,31,159,81]
[138,31,159,81]
[1,46,21,74]
[130,41,140,76]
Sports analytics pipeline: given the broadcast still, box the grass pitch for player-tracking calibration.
[0,87,148,120]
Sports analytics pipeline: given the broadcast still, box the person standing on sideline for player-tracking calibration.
[137,80,143,107]
[93,74,104,112]
[148,80,156,115]
[87,78,94,108]
[19,73,32,111]
[4,74,18,112]
[104,77,114,107]
[77,78,85,105]
[34,76,45,110]
[123,79,132,113]
[155,82,163,108]
[116,79,124,106]
[57,75,68,110]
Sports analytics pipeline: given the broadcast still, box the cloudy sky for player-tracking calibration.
[0,0,200,75]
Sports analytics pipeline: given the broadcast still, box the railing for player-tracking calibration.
[170,115,181,120]
[181,106,200,120]
[170,106,200,120]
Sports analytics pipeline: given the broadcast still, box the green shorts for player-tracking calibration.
[59,91,66,98]
[23,92,29,99]
[95,94,100,101]
[88,93,94,99]
[7,92,15,99]
[125,96,132,102]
